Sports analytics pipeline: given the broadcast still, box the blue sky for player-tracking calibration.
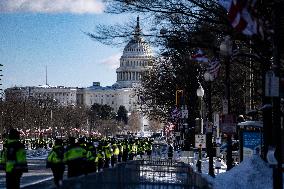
[0,0,132,90]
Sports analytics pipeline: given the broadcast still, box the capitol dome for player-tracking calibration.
[114,16,153,89]
[122,39,152,57]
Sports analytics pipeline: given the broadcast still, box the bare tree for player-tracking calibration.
[127,111,142,133]
[148,118,163,133]
[95,119,120,137]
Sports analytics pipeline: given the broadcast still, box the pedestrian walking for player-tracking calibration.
[46,138,65,188]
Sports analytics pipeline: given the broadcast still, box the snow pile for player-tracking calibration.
[212,155,272,189]
[26,148,50,160]
[199,157,227,175]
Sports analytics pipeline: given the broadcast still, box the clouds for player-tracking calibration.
[0,0,105,14]
[100,53,121,70]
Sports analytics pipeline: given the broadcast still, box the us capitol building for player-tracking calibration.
[5,17,153,114]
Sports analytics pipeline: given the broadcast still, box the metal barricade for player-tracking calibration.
[61,159,212,189]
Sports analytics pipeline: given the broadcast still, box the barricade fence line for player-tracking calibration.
[60,159,212,189]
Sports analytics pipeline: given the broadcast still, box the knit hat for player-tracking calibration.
[8,128,20,140]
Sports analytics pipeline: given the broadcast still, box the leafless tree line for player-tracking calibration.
[0,95,162,139]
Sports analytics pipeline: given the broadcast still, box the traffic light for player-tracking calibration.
[195,118,202,133]
[175,90,184,107]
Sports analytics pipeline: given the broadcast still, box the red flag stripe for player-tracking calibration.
[228,0,247,23]
[219,0,261,36]
[234,17,248,32]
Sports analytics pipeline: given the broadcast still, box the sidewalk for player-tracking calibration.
[174,151,227,175]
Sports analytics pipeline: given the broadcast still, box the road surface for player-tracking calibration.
[0,159,55,189]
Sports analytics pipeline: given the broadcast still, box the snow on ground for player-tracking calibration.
[26,148,50,160]
[139,165,187,184]
[177,151,283,189]
[176,151,227,175]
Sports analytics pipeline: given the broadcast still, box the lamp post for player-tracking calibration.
[175,89,184,149]
[196,84,204,134]
[220,36,234,171]
[196,84,204,173]
[204,72,215,177]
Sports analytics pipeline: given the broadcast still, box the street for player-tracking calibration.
[0,159,54,189]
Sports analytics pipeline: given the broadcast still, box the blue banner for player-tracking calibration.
[243,131,262,159]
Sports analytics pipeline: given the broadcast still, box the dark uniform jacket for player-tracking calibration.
[4,139,28,173]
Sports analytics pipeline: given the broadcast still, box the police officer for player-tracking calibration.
[103,142,113,168]
[0,133,7,170]
[64,137,87,178]
[117,142,123,162]
[122,140,128,162]
[128,141,137,160]
[4,128,28,189]
[96,144,105,171]
[85,142,97,174]
[137,141,145,159]
[111,143,119,167]
[46,138,65,187]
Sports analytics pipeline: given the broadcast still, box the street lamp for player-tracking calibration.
[220,36,233,57]
[196,84,205,97]
[204,72,215,177]
[196,84,204,173]
[220,36,234,171]
[196,84,204,134]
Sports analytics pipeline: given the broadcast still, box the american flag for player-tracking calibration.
[219,0,263,37]
[207,57,221,80]
[191,49,209,63]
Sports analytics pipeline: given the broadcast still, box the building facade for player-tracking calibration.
[4,17,153,114]
[5,85,80,106]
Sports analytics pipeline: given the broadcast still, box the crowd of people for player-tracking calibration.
[0,128,154,188]
[47,136,153,187]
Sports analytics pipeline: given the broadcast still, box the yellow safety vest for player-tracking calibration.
[5,140,27,173]
[113,146,119,156]
[104,146,113,159]
[47,146,64,164]
[64,146,86,163]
